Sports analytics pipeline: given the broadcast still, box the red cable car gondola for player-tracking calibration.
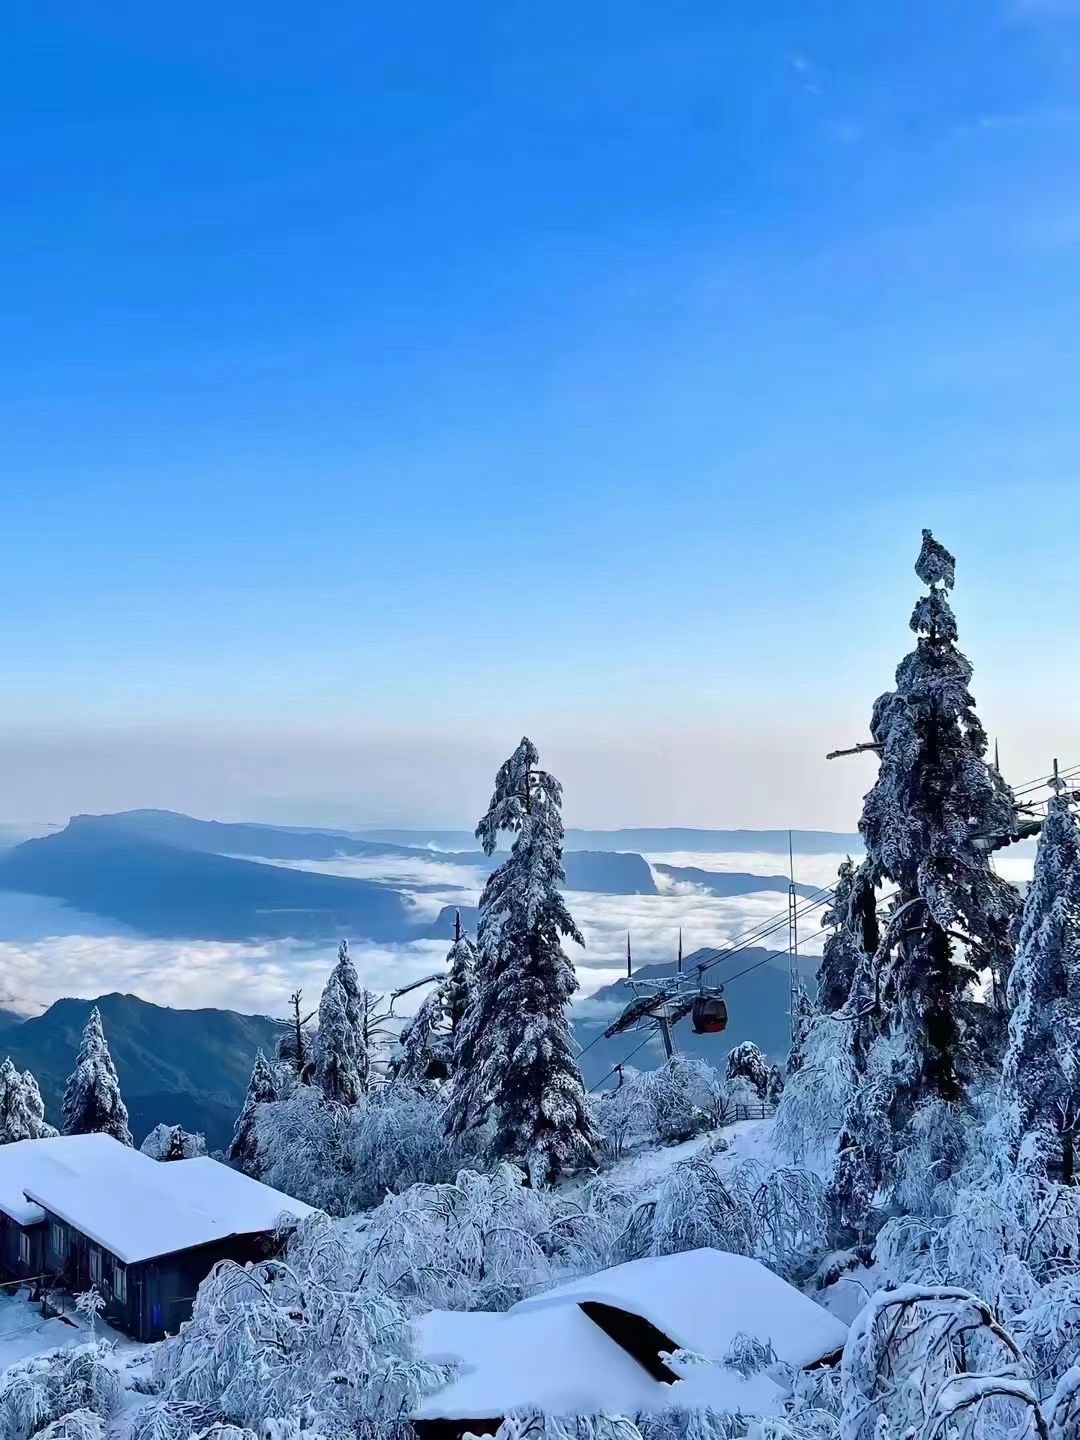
[691,989,728,1035]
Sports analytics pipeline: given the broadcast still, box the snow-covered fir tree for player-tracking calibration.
[444,908,476,1037]
[1002,768,1080,1181]
[393,913,477,1088]
[313,969,367,1106]
[61,1007,132,1145]
[726,1042,770,1100]
[393,987,452,1088]
[226,1049,278,1171]
[0,1060,54,1143]
[856,530,1020,1119]
[444,736,598,1186]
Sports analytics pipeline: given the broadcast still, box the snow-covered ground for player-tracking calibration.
[599,1118,774,1193]
[0,1286,140,1375]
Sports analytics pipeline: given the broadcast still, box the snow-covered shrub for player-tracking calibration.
[0,1344,121,1440]
[618,1156,755,1263]
[154,1215,448,1436]
[839,1285,1043,1440]
[889,1098,977,1220]
[123,1401,218,1440]
[351,1162,631,1311]
[773,1015,857,1166]
[726,1043,770,1101]
[875,1155,1080,1330]
[489,1414,744,1440]
[617,1155,825,1280]
[596,1059,723,1159]
[33,1414,104,1440]
[343,1084,463,1209]
[140,1124,206,1161]
[254,1082,462,1214]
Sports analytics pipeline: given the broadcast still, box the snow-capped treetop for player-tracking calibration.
[1001,782,1080,1178]
[914,527,956,590]
[331,938,364,1022]
[474,736,561,857]
[61,1008,132,1147]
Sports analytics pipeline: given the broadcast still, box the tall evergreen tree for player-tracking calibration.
[444,737,598,1185]
[61,1007,132,1145]
[1002,768,1080,1181]
[859,530,1019,1114]
[0,1060,54,1143]
[313,971,368,1106]
[227,1049,278,1171]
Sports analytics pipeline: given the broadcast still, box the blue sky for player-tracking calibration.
[4,0,1080,827]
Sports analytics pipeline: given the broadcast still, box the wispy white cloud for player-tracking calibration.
[787,52,824,97]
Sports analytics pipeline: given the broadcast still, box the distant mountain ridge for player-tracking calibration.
[0,826,415,941]
[0,813,662,943]
[0,993,283,1150]
[654,865,822,900]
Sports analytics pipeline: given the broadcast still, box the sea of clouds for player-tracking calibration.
[0,843,1033,1023]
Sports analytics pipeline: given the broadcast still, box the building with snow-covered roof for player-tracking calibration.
[414,1248,847,1437]
[0,1133,314,1340]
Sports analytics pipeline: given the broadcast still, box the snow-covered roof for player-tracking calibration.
[415,1249,848,1422]
[511,1248,848,1372]
[0,1134,314,1265]
[415,1305,665,1419]
[414,1303,782,1420]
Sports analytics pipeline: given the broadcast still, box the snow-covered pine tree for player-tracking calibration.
[858,530,1020,1115]
[444,909,476,1037]
[60,1008,132,1145]
[444,737,598,1186]
[330,938,366,1040]
[313,971,367,1106]
[393,913,477,1088]
[393,988,452,1088]
[227,1049,278,1171]
[0,1060,55,1142]
[1002,767,1080,1181]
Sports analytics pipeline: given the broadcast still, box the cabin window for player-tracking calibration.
[89,1247,103,1285]
[50,1224,67,1262]
[113,1262,127,1303]
[18,1233,30,1267]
